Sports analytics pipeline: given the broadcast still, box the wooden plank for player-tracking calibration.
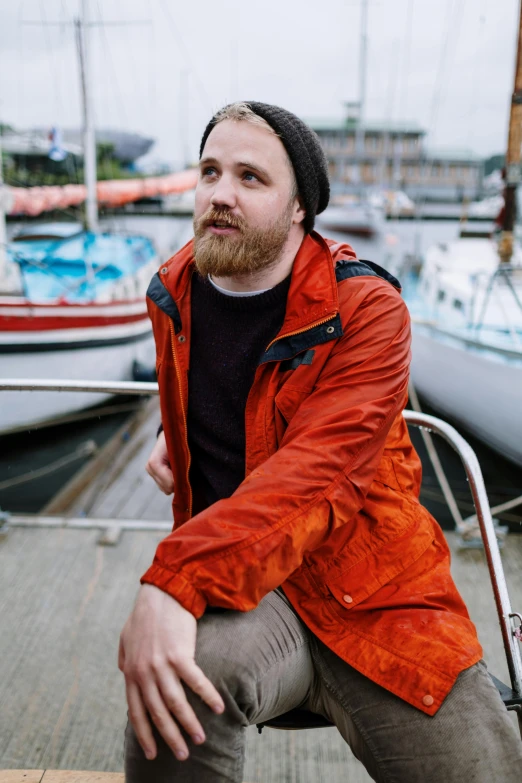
[135,479,173,521]
[0,773,44,783]
[44,399,158,516]
[82,407,159,520]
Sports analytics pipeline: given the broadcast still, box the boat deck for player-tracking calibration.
[1,401,521,781]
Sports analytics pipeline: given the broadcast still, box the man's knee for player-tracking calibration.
[192,594,311,725]
[191,609,265,723]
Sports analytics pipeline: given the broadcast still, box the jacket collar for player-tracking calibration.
[274,231,340,338]
[154,231,352,336]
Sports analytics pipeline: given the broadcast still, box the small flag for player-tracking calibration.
[48,126,67,162]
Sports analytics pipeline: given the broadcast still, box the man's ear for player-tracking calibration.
[292,196,306,225]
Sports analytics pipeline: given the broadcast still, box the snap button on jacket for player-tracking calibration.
[142,231,483,716]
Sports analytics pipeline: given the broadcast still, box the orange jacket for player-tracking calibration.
[142,231,482,715]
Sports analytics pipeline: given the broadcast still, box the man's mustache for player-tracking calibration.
[196,208,246,232]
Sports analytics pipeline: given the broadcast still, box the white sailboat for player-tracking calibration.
[408,237,522,465]
[0,1,159,434]
[406,4,522,467]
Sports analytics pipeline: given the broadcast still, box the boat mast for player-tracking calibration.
[354,0,368,189]
[0,132,6,282]
[500,0,522,263]
[75,0,98,233]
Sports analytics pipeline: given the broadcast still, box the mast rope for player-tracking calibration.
[408,381,465,530]
[0,440,97,491]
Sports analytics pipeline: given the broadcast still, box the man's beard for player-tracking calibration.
[193,203,293,279]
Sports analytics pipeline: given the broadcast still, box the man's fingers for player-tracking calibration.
[141,682,190,761]
[177,660,225,714]
[146,461,174,495]
[118,635,125,672]
[146,432,174,495]
[126,681,157,761]
[159,679,207,745]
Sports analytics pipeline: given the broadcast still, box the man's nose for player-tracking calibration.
[210,175,237,210]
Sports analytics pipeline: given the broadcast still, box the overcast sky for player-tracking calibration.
[0,0,519,167]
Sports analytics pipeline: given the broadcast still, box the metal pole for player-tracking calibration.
[180,69,190,169]
[500,0,522,262]
[77,0,98,232]
[403,410,522,705]
[355,0,368,189]
[0,379,158,395]
[0,130,7,283]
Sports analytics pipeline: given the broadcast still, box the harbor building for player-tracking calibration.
[1,127,154,187]
[308,112,483,201]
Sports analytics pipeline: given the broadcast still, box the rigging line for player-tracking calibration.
[441,0,466,107]
[413,0,464,224]
[428,0,457,133]
[385,40,400,123]
[399,0,414,120]
[146,0,158,139]
[408,381,465,530]
[158,0,212,113]
[16,0,26,171]
[118,1,143,113]
[94,0,130,130]
[0,440,98,492]
[429,0,465,137]
[40,0,64,122]
[466,0,486,150]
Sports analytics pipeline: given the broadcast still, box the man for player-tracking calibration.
[119,102,521,782]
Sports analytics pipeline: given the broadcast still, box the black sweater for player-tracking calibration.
[185,271,291,514]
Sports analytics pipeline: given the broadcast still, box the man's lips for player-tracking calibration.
[207,224,240,236]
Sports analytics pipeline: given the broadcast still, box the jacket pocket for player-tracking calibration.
[324,506,435,612]
[373,455,402,491]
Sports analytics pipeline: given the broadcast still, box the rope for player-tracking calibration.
[464,494,522,526]
[408,382,465,530]
[0,440,97,491]
[408,383,519,544]
[420,486,522,524]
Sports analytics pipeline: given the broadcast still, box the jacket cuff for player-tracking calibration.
[140,563,207,618]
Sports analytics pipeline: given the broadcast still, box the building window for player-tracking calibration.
[345,135,355,152]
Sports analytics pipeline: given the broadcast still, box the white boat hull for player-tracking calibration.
[317,205,383,237]
[410,326,522,466]
[0,329,155,433]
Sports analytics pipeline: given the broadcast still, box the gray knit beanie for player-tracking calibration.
[199,101,330,233]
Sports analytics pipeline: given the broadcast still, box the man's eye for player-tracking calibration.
[243,172,259,182]
[202,167,217,176]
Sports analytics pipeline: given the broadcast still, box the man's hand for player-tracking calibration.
[119,584,225,761]
[146,431,174,495]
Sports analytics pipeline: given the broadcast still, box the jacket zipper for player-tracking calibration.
[169,319,193,517]
[264,314,338,355]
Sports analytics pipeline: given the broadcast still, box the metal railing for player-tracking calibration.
[1,377,521,725]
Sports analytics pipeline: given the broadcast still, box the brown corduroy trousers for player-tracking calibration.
[124,589,522,782]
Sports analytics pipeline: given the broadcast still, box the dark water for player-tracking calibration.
[0,397,141,514]
[1,214,520,529]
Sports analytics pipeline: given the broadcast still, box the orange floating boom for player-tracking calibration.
[6,168,198,218]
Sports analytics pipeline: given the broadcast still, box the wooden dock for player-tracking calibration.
[1,402,521,781]
[42,398,173,527]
